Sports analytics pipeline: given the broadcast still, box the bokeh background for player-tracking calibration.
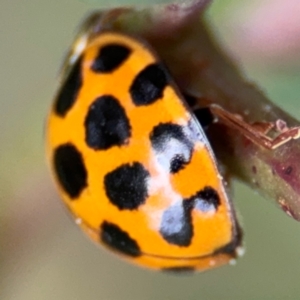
[1,0,300,299]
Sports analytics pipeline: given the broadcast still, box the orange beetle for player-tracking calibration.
[46,30,244,273]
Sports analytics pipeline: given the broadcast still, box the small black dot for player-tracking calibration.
[285,166,293,175]
[187,186,220,212]
[159,201,193,247]
[130,63,168,106]
[53,143,88,199]
[101,221,141,257]
[150,123,194,173]
[54,57,83,117]
[85,95,131,150]
[104,162,150,210]
[162,266,195,274]
[170,154,188,173]
[91,43,131,73]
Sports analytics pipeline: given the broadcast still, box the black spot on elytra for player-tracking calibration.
[104,162,150,210]
[54,57,83,117]
[193,107,214,129]
[85,95,131,150]
[159,201,194,247]
[130,63,168,106]
[100,221,141,257]
[160,187,220,246]
[53,143,87,199]
[91,43,131,73]
[188,186,221,212]
[150,123,194,173]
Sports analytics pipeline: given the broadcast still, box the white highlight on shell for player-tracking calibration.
[75,218,82,225]
[209,259,216,266]
[236,245,246,257]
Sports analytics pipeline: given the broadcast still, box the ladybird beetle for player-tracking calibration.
[46,29,245,273]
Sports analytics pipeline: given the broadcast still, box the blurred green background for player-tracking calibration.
[1,0,300,299]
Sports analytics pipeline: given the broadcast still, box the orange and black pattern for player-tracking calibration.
[46,32,242,272]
